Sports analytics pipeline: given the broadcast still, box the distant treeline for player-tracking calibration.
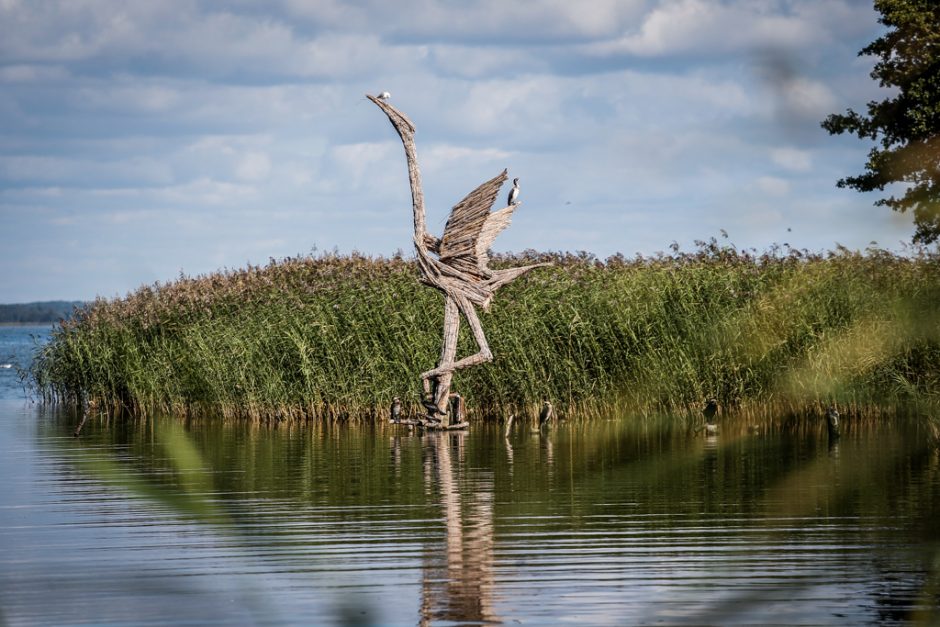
[0,301,84,323]
[28,241,940,421]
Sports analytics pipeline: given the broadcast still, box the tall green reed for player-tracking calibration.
[29,242,940,421]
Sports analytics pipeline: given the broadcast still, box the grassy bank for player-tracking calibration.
[29,240,940,420]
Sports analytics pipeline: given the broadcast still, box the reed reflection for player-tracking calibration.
[22,405,940,625]
[419,432,498,626]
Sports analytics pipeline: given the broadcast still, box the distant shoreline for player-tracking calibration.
[0,301,84,325]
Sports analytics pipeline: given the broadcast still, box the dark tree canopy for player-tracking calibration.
[822,0,940,244]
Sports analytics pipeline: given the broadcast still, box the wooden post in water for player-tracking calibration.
[367,94,550,429]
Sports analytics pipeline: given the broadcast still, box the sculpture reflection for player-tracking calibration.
[419,432,498,626]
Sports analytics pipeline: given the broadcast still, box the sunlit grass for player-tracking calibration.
[29,240,940,421]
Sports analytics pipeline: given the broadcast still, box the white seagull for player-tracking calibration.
[378,91,391,100]
[508,177,520,206]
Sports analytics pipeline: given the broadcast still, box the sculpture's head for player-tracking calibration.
[366,93,416,135]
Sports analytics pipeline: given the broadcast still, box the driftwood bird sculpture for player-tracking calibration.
[367,94,549,427]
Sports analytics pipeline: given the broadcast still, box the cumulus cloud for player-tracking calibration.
[755,50,839,129]
[331,141,397,183]
[0,154,173,186]
[0,2,419,81]
[0,63,68,82]
[423,145,510,167]
[770,147,812,172]
[427,45,547,79]
[755,175,790,197]
[585,0,874,60]
[595,0,814,57]
[235,152,272,181]
[0,0,901,302]
[339,0,647,44]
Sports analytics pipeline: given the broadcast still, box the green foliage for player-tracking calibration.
[29,243,940,419]
[821,0,940,243]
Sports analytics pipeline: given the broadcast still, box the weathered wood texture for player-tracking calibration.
[367,94,549,427]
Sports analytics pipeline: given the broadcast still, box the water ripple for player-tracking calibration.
[0,403,937,625]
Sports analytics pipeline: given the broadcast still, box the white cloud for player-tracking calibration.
[352,0,647,43]
[0,2,417,80]
[290,34,418,79]
[0,64,68,82]
[158,178,258,205]
[771,147,812,172]
[74,83,181,113]
[102,209,160,225]
[424,145,510,167]
[330,141,398,186]
[0,155,173,185]
[591,0,822,57]
[280,0,367,29]
[428,45,546,79]
[0,0,905,302]
[235,152,272,182]
[755,175,790,196]
[778,76,837,120]
[447,76,564,135]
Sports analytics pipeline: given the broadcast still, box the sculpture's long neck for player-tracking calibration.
[367,96,427,245]
[400,133,427,242]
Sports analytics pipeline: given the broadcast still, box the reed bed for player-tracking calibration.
[29,239,940,421]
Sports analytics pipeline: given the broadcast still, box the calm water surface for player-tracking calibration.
[0,325,50,400]
[0,328,938,625]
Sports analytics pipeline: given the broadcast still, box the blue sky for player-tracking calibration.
[0,0,918,303]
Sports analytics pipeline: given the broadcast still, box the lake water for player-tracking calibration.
[1,327,939,625]
[0,324,50,401]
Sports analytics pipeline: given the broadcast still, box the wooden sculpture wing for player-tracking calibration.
[475,205,517,270]
[438,169,508,276]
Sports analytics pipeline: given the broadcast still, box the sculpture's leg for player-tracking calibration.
[450,296,493,370]
[420,296,493,380]
[419,296,492,426]
[421,295,460,424]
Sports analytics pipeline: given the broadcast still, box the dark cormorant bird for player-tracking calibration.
[703,398,718,435]
[826,406,840,440]
[422,395,446,416]
[448,392,465,422]
[703,398,718,423]
[508,178,520,206]
[390,396,401,423]
[539,401,554,428]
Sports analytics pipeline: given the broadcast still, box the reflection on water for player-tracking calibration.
[420,432,496,625]
[0,401,938,625]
